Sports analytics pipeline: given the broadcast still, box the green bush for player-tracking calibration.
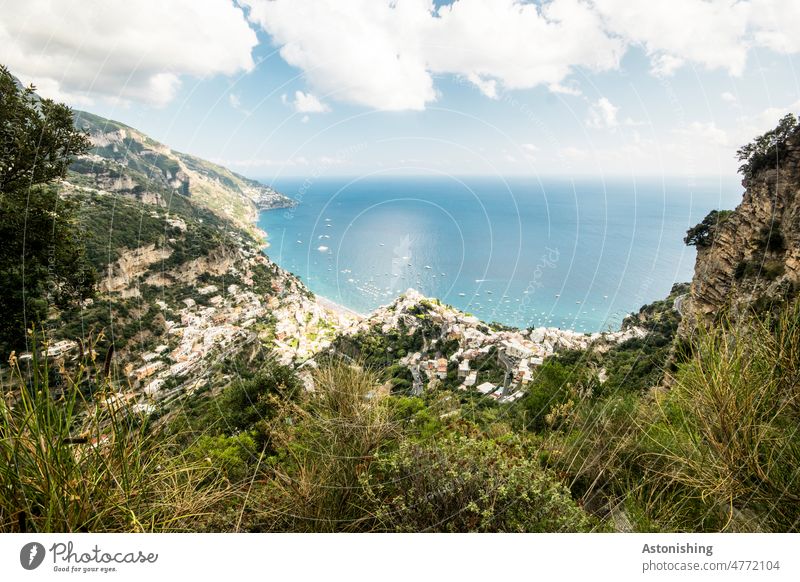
[186,433,257,484]
[684,209,733,248]
[737,113,799,179]
[365,435,596,532]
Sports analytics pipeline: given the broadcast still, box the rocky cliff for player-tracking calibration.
[70,110,295,236]
[684,122,800,326]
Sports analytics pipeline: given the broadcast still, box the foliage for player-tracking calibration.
[0,187,97,352]
[0,66,91,193]
[643,303,800,531]
[185,433,257,484]
[515,360,588,432]
[684,209,733,248]
[737,113,799,179]
[760,222,786,253]
[365,434,595,532]
[0,335,229,532]
[215,362,301,450]
[256,362,398,532]
[546,299,800,532]
[0,66,96,353]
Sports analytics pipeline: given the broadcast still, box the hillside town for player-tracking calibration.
[346,289,647,402]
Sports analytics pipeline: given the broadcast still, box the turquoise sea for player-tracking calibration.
[258,175,742,332]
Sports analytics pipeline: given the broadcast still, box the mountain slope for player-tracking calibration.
[39,110,350,413]
[70,110,294,235]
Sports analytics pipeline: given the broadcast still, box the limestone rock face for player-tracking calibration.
[684,136,800,327]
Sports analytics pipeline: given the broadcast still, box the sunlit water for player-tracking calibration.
[258,175,741,332]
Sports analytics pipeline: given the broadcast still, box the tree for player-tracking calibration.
[0,65,95,353]
[736,113,799,179]
[684,209,733,248]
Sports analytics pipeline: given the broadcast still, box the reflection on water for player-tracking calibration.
[259,175,740,332]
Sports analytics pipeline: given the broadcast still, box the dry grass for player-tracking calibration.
[257,361,397,532]
[0,336,230,532]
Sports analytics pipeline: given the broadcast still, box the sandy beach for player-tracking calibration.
[315,294,365,319]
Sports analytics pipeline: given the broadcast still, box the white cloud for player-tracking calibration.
[623,117,646,127]
[548,82,582,96]
[593,0,751,76]
[244,0,624,110]
[428,0,624,93]
[750,0,800,53]
[674,121,730,147]
[245,0,800,112]
[229,92,251,115]
[721,91,738,104]
[11,0,800,114]
[586,97,619,129]
[246,0,437,111]
[735,99,800,140]
[0,0,257,107]
[560,146,587,159]
[213,156,310,168]
[649,54,685,77]
[671,101,800,167]
[291,91,331,113]
[467,73,498,99]
[594,0,800,77]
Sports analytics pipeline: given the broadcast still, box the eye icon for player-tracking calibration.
[20,542,46,570]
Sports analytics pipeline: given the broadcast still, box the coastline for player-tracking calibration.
[255,199,365,321]
[315,294,365,319]
[252,187,643,334]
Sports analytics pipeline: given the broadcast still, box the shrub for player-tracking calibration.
[364,435,595,532]
[737,113,799,179]
[643,304,800,531]
[515,360,591,432]
[257,362,397,532]
[684,209,733,248]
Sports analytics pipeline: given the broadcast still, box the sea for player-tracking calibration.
[257,175,742,333]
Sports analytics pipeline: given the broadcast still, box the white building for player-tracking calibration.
[463,371,477,387]
[457,359,471,378]
[502,340,533,360]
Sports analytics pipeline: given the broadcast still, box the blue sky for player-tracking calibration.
[3,0,800,180]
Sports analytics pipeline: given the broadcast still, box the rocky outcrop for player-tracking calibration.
[348,288,645,359]
[684,134,800,326]
[100,244,172,295]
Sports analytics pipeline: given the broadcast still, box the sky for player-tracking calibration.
[2,0,800,180]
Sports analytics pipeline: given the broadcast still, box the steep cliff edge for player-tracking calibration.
[684,116,800,327]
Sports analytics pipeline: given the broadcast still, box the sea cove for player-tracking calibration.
[259,175,741,332]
